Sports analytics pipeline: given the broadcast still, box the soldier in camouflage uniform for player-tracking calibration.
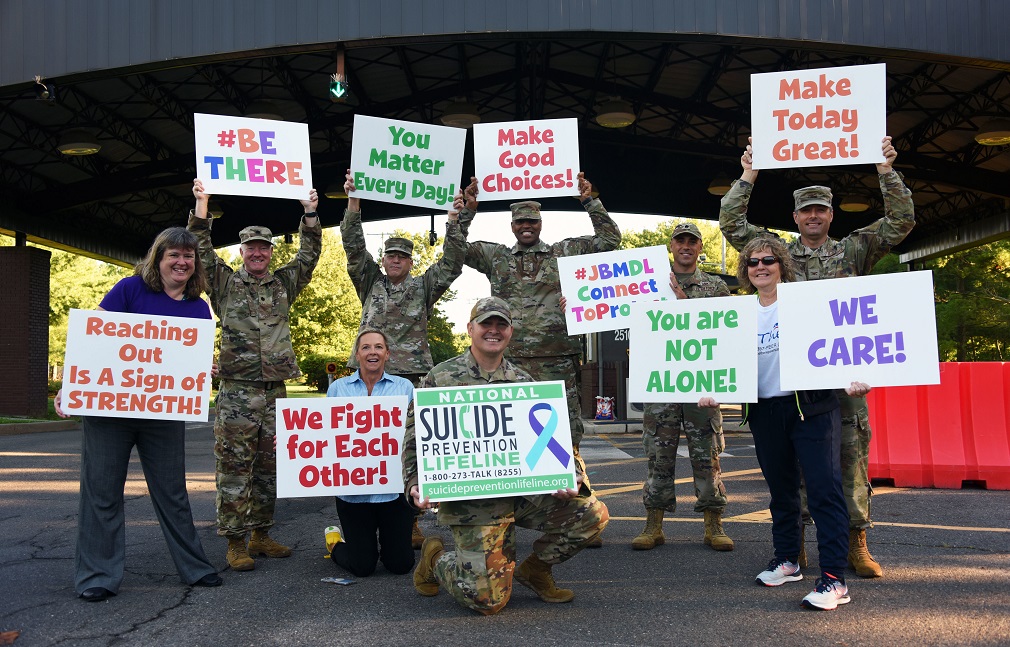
[404,297,609,615]
[189,179,321,571]
[633,223,735,552]
[719,136,915,578]
[457,173,620,548]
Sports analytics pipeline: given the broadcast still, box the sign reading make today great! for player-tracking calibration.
[627,296,759,404]
[194,113,313,200]
[275,396,408,498]
[750,63,886,170]
[350,115,466,210]
[472,118,580,200]
[557,246,677,335]
[777,272,940,391]
[60,309,215,422]
[414,381,577,502]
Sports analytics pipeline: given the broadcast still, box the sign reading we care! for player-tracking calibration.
[414,381,577,502]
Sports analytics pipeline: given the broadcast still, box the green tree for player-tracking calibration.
[619,219,739,277]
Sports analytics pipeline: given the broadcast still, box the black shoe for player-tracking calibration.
[80,587,114,602]
[194,573,223,587]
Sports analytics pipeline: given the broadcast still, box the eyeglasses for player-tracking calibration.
[746,256,779,267]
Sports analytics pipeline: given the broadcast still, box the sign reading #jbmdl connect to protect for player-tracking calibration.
[414,381,577,502]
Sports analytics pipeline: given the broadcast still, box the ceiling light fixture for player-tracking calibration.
[595,97,635,128]
[440,98,481,128]
[245,99,283,121]
[34,75,56,104]
[57,129,101,155]
[839,195,870,212]
[707,176,733,196]
[974,118,1010,146]
[324,182,348,199]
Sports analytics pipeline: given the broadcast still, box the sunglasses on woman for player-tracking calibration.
[746,256,779,267]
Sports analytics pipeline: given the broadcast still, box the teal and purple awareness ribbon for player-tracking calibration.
[525,402,571,470]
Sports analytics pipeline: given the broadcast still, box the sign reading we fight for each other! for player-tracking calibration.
[61,309,215,422]
[777,272,940,390]
[557,246,676,334]
[472,118,580,200]
[750,63,886,170]
[414,381,577,502]
[349,115,466,210]
[275,396,408,498]
[627,297,759,403]
[194,113,313,200]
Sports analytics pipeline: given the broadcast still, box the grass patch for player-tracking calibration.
[0,398,78,424]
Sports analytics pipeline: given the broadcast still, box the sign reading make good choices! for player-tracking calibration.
[627,296,759,403]
[275,396,408,498]
[777,272,940,390]
[61,309,215,422]
[750,63,886,170]
[557,246,676,334]
[194,113,313,199]
[414,381,577,502]
[349,115,466,210]
[472,118,580,200]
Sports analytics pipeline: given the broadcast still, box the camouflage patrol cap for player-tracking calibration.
[383,237,414,257]
[469,296,512,326]
[793,186,834,211]
[509,201,542,221]
[239,225,274,245]
[671,222,703,240]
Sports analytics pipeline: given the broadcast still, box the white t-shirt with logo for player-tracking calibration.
[757,300,791,399]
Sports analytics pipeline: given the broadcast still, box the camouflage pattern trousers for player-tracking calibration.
[214,379,286,538]
[641,402,728,513]
[801,392,873,529]
[433,493,609,615]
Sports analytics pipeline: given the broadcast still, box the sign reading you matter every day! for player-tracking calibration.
[60,309,215,422]
[627,297,759,403]
[350,115,466,210]
[557,246,676,334]
[275,396,408,498]
[777,272,939,390]
[750,63,886,170]
[194,113,313,200]
[414,381,577,502]
[472,118,580,200]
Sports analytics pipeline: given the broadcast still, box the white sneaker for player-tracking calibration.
[801,576,851,610]
[755,557,803,586]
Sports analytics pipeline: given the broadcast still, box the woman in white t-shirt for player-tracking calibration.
[700,236,870,611]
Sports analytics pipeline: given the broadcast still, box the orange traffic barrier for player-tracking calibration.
[867,362,1010,490]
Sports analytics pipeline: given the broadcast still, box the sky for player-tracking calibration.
[354,206,683,333]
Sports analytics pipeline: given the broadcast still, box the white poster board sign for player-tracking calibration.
[414,381,577,502]
[751,63,886,170]
[275,396,408,498]
[349,115,466,210]
[628,296,759,403]
[777,272,940,390]
[557,246,675,334]
[472,118,580,200]
[60,309,215,422]
[194,113,313,199]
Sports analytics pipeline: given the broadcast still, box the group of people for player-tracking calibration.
[57,135,914,614]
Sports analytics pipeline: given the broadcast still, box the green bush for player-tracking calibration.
[299,353,330,393]
[48,379,62,396]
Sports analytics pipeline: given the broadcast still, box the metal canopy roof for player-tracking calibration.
[2,0,1009,265]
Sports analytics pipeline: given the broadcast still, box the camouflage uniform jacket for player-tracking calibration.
[341,209,466,374]
[458,199,621,358]
[188,213,321,381]
[719,170,915,279]
[678,267,731,299]
[402,348,546,525]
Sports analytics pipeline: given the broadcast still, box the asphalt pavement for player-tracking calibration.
[1,420,1008,646]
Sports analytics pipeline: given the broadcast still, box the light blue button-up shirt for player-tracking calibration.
[327,371,414,503]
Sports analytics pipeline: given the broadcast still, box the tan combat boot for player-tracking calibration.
[703,510,735,551]
[798,524,808,568]
[248,529,292,558]
[515,554,575,603]
[848,528,883,578]
[631,508,665,550]
[226,537,255,571]
[413,536,444,596]
[411,517,425,550]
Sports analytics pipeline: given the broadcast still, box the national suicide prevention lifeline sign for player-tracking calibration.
[414,381,577,502]
[194,113,313,200]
